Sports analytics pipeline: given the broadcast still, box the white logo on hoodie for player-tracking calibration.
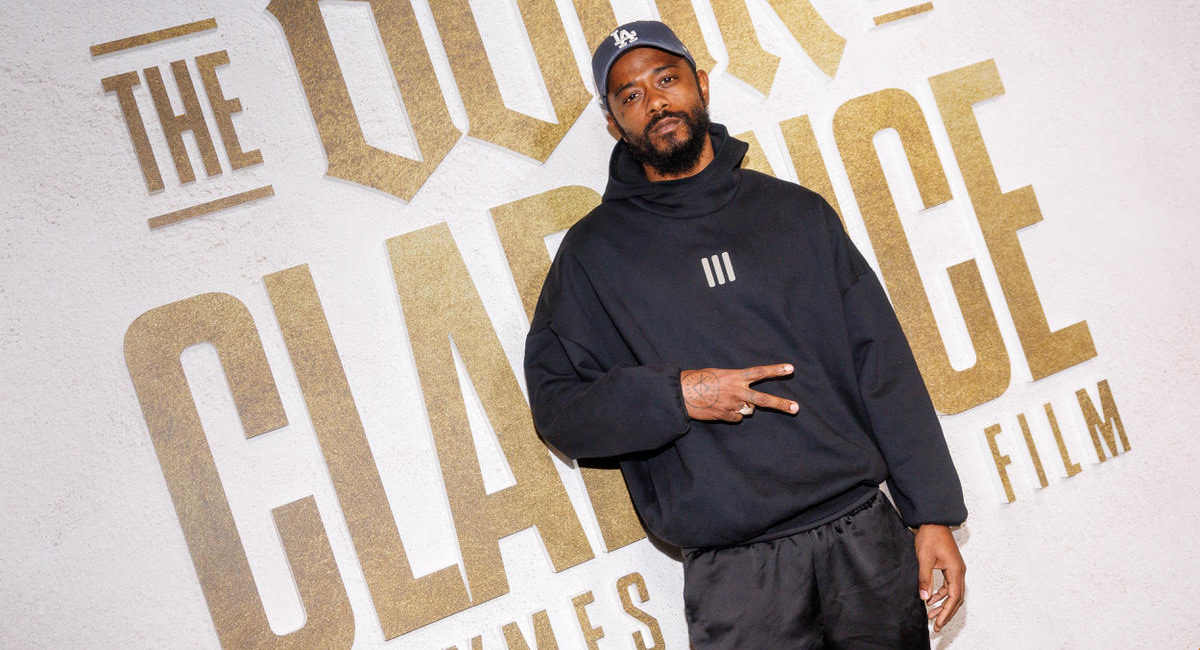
[701,252,736,288]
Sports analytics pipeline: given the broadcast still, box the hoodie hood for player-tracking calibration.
[602,122,748,218]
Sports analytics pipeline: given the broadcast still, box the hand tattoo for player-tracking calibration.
[682,370,720,408]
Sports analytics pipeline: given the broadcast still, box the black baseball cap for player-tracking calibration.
[591,20,695,111]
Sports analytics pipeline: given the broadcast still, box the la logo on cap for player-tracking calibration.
[612,28,638,48]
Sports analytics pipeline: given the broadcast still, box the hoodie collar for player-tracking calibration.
[602,123,747,218]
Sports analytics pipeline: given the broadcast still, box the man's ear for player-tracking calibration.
[696,69,710,106]
[605,112,623,141]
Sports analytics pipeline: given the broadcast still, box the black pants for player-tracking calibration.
[682,492,929,649]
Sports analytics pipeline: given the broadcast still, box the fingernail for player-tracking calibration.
[920,590,930,601]
[789,403,798,413]
[784,365,793,373]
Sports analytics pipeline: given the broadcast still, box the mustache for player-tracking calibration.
[644,110,691,136]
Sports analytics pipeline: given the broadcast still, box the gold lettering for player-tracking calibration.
[428,0,588,161]
[576,457,644,551]
[445,638,484,650]
[195,50,263,170]
[710,0,779,95]
[493,187,599,319]
[1076,380,1129,461]
[735,130,775,177]
[930,60,1097,380]
[616,572,664,650]
[682,0,847,82]
[124,293,352,648]
[984,424,1015,503]
[101,71,163,192]
[569,0,617,54]
[656,0,716,71]
[1045,402,1082,477]
[571,591,605,649]
[389,224,593,605]
[780,114,841,217]
[503,610,561,650]
[264,265,469,638]
[833,87,1010,414]
[760,0,845,77]
[143,60,222,183]
[1017,413,1049,488]
[492,188,646,552]
[266,0,459,200]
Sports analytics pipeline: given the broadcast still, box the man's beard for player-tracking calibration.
[619,105,711,178]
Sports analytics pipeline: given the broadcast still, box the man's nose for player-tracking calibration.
[646,88,669,113]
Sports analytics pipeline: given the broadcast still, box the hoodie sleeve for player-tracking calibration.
[823,200,968,528]
[524,247,692,460]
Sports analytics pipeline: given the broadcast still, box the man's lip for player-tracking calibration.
[649,116,681,136]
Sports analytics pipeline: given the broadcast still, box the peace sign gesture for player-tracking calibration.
[681,363,799,422]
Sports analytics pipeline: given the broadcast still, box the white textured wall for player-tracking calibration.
[3,1,1199,648]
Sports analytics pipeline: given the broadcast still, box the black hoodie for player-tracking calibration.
[525,124,966,549]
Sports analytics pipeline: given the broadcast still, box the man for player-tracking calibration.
[524,20,966,648]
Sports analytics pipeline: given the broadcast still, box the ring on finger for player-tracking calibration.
[737,403,754,416]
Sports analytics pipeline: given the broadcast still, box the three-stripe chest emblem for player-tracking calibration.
[701,252,736,288]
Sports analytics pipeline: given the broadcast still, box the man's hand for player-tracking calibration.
[680,364,798,422]
[915,524,965,633]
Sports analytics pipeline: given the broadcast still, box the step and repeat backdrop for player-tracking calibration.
[4,1,1199,648]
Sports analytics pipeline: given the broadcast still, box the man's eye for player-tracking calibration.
[623,91,640,104]
[661,75,677,85]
